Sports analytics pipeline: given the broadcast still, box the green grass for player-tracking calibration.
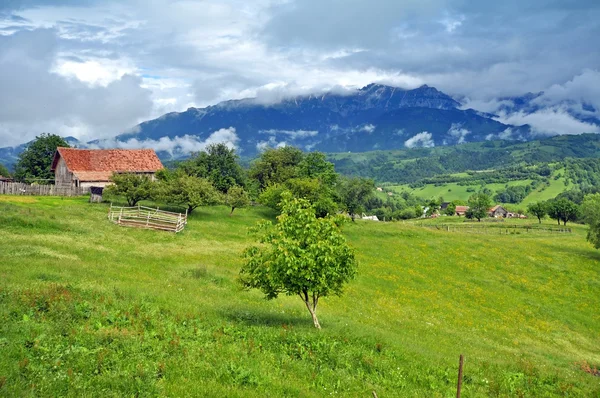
[388,179,535,203]
[1,196,599,396]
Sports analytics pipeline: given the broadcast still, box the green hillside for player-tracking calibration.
[1,196,599,396]
[330,134,600,206]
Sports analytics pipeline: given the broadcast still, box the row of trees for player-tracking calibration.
[106,144,377,219]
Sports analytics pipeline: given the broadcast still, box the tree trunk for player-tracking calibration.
[538,217,542,224]
[230,207,235,216]
[351,213,355,222]
[301,291,321,329]
[188,205,194,214]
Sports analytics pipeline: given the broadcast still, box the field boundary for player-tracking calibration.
[416,223,572,235]
[0,182,89,196]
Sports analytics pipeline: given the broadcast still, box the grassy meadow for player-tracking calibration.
[387,169,572,206]
[1,195,600,396]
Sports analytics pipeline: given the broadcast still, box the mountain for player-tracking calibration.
[114,84,531,158]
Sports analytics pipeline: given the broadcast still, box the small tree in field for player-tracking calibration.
[104,173,155,206]
[159,174,222,214]
[467,192,492,222]
[581,193,600,249]
[240,193,358,329]
[226,185,250,215]
[527,202,547,224]
[547,199,579,226]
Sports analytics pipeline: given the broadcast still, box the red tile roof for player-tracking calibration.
[52,148,163,182]
[455,205,469,213]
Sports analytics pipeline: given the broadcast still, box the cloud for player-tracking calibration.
[0,28,153,146]
[0,0,599,148]
[92,127,239,155]
[356,124,376,133]
[496,108,599,136]
[259,129,319,139]
[446,124,470,144]
[405,132,435,148]
[256,135,287,151]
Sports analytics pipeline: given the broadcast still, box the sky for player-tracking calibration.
[0,0,599,146]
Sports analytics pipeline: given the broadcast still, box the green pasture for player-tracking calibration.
[388,179,534,202]
[1,196,599,396]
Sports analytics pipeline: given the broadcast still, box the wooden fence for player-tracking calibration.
[0,182,89,196]
[108,204,187,233]
[418,223,572,235]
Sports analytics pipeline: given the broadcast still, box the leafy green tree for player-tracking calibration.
[298,152,338,186]
[104,173,155,206]
[240,193,358,329]
[337,177,375,221]
[581,193,600,249]
[226,185,250,215]
[0,163,10,177]
[14,133,70,183]
[425,198,440,217]
[248,146,304,190]
[527,202,547,224]
[467,192,492,222]
[179,143,245,193]
[158,174,222,214]
[444,202,457,216]
[547,199,579,226]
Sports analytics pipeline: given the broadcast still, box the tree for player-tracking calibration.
[444,202,457,216]
[338,177,375,221]
[547,199,579,226]
[179,143,245,193]
[298,152,338,186]
[14,134,70,183]
[104,173,155,206]
[581,193,600,249]
[240,193,357,329]
[158,174,222,214]
[226,185,250,215]
[0,163,10,177]
[248,146,304,190]
[467,192,492,221]
[527,202,547,224]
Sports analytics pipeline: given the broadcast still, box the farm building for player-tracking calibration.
[489,205,509,218]
[0,175,14,182]
[51,148,163,189]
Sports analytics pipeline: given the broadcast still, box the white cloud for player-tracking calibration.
[92,127,239,155]
[439,15,465,33]
[358,124,376,133]
[405,132,435,148]
[496,108,599,136]
[260,129,319,139]
[446,124,470,143]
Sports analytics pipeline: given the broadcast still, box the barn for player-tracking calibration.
[51,148,164,189]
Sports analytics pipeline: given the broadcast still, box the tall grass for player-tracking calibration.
[0,196,599,396]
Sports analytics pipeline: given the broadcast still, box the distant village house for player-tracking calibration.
[489,205,508,218]
[51,148,163,189]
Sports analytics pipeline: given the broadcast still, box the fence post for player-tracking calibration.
[456,354,464,398]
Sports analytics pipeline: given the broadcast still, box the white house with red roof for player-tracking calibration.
[51,147,163,188]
